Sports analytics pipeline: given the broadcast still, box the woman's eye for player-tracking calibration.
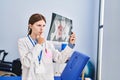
[37,25,41,27]
[37,24,45,27]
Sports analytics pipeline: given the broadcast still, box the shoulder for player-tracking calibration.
[18,36,28,43]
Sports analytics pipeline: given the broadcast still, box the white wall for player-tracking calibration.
[101,0,120,80]
[0,0,99,78]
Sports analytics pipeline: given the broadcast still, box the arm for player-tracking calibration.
[53,44,74,63]
[52,32,76,63]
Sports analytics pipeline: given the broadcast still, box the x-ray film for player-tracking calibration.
[47,13,72,42]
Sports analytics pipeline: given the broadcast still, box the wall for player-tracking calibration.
[101,0,120,79]
[0,0,99,79]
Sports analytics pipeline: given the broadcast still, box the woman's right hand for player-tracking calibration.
[37,35,45,45]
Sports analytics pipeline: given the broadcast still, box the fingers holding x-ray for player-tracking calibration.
[69,32,76,44]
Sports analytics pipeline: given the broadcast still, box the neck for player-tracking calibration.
[30,33,37,40]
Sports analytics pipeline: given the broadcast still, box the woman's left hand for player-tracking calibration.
[69,32,76,44]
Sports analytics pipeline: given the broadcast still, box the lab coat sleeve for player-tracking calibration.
[50,42,74,63]
[18,38,42,68]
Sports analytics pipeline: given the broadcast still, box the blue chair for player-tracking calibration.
[55,51,90,80]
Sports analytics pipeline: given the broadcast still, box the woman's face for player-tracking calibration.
[30,20,46,36]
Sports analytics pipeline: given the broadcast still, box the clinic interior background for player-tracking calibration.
[0,0,100,78]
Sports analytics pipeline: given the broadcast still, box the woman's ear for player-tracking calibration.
[29,24,32,29]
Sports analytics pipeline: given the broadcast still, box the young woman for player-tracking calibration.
[18,13,76,80]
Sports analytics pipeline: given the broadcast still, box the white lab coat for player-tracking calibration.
[18,36,73,80]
